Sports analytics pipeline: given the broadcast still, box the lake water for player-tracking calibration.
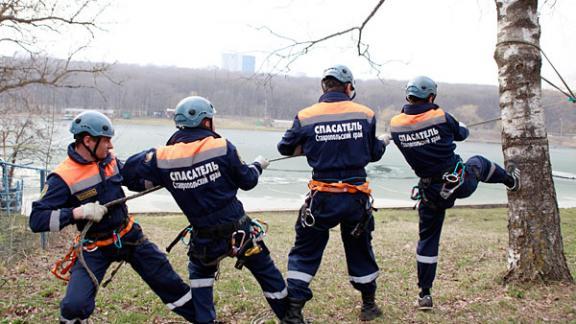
[18,122,576,213]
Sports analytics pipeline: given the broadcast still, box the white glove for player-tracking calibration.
[378,133,392,146]
[73,201,108,223]
[253,155,270,170]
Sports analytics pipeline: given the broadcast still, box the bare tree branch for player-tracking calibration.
[257,0,388,79]
[0,0,110,95]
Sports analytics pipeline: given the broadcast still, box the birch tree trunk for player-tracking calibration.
[494,0,573,283]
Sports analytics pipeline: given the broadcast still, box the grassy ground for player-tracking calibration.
[1,208,575,323]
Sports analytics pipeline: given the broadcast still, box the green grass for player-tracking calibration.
[1,208,575,323]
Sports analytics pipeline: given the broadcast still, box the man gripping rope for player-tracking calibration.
[122,96,288,323]
[29,111,195,323]
[388,76,521,311]
[277,65,388,323]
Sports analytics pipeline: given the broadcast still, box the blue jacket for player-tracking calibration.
[29,144,136,235]
[122,128,262,228]
[389,103,469,178]
[277,92,385,181]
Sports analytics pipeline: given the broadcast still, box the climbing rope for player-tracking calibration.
[75,185,163,290]
[496,40,576,103]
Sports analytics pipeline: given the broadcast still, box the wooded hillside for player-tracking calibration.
[4,62,575,135]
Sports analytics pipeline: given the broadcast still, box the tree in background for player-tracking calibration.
[261,0,573,284]
[494,0,573,283]
[0,0,108,93]
[0,0,108,174]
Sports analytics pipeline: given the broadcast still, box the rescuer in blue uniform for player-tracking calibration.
[389,76,521,310]
[122,96,288,323]
[277,65,388,323]
[29,111,195,323]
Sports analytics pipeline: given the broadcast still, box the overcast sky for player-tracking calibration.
[60,0,576,87]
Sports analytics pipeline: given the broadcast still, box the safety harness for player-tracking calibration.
[411,161,466,209]
[166,216,269,270]
[308,179,371,194]
[51,216,137,282]
[301,180,376,237]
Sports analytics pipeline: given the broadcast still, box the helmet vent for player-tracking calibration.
[188,109,196,116]
[75,118,81,124]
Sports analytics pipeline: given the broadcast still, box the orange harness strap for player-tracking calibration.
[51,216,135,282]
[51,247,77,281]
[308,180,372,195]
[83,216,135,250]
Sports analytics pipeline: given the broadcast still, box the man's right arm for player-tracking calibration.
[446,113,469,141]
[121,149,162,191]
[29,175,75,233]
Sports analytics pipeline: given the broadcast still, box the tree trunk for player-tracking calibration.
[494,0,573,283]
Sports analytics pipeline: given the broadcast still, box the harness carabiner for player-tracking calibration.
[302,208,315,227]
[231,230,246,256]
[442,173,460,183]
[440,161,466,199]
[180,226,193,246]
[410,186,421,200]
[250,218,268,240]
[113,230,122,249]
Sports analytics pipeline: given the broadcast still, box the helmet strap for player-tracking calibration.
[81,136,101,161]
[346,84,356,100]
[349,90,356,100]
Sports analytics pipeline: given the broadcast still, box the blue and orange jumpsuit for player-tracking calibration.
[389,102,513,291]
[277,91,386,302]
[29,144,195,323]
[122,128,288,323]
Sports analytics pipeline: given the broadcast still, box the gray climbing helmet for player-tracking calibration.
[406,76,437,99]
[323,64,355,89]
[173,96,215,129]
[69,111,114,138]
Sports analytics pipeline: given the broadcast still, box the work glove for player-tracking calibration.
[253,155,270,170]
[378,133,392,146]
[73,201,108,223]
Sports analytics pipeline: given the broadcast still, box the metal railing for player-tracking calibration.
[0,159,49,251]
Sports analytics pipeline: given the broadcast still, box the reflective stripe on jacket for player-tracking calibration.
[122,128,260,228]
[390,103,469,178]
[29,143,129,234]
[277,91,385,181]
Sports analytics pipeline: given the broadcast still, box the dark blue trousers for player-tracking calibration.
[60,224,195,322]
[416,155,510,289]
[286,191,379,302]
[187,240,287,323]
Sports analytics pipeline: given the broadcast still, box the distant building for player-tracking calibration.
[222,53,255,74]
[62,108,115,120]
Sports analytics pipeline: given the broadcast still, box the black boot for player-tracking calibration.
[281,298,306,324]
[359,292,383,321]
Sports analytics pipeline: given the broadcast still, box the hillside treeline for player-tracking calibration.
[8,62,576,134]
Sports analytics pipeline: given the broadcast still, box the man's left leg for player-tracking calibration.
[244,242,288,320]
[128,239,195,322]
[465,155,519,190]
[341,216,381,321]
[416,203,446,310]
